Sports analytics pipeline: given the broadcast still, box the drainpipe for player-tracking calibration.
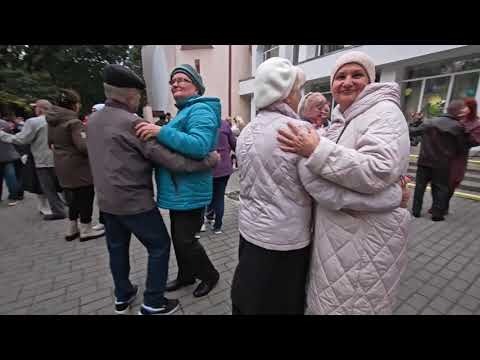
[228,45,232,117]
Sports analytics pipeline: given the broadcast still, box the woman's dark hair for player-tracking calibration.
[56,89,81,111]
[464,97,478,122]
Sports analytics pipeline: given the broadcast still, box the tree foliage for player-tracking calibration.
[0,45,143,117]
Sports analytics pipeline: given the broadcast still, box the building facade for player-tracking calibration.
[156,45,252,122]
[239,45,480,122]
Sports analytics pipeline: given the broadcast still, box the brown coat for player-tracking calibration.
[46,106,93,189]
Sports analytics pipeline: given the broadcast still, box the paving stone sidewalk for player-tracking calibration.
[1,172,480,315]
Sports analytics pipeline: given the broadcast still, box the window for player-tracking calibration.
[319,45,345,56]
[262,45,279,61]
[296,45,349,63]
[402,81,423,120]
[194,59,200,74]
[421,76,450,118]
[407,55,480,79]
[450,72,479,100]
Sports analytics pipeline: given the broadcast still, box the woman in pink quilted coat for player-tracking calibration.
[278,51,412,314]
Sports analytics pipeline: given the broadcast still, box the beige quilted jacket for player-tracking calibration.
[236,101,314,251]
[299,83,412,315]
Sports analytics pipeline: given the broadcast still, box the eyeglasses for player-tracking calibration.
[169,78,192,86]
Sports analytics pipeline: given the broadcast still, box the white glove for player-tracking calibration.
[21,154,28,165]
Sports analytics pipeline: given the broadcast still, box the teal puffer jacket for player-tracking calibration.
[155,96,221,210]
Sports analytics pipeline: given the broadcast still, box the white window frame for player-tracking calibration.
[262,45,280,61]
[400,68,480,113]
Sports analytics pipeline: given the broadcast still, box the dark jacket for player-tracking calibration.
[0,119,21,163]
[46,106,93,188]
[86,99,218,216]
[410,114,466,169]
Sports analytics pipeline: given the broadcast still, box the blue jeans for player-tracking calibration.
[102,208,171,308]
[206,175,230,230]
[0,161,21,201]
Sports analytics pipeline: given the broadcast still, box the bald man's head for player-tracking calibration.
[31,99,52,116]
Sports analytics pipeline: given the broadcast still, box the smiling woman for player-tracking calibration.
[136,63,221,299]
[277,51,412,315]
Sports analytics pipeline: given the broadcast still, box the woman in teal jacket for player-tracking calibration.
[136,64,221,298]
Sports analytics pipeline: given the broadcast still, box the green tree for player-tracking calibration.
[0,45,143,117]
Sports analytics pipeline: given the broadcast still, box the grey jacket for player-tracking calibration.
[0,119,20,163]
[86,100,218,216]
[0,115,54,168]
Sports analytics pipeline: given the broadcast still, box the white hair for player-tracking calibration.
[103,83,140,103]
[298,92,327,118]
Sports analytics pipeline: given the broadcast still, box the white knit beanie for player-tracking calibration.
[254,57,298,110]
[330,51,376,87]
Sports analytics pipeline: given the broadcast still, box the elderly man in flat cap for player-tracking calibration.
[87,64,219,315]
[0,99,67,219]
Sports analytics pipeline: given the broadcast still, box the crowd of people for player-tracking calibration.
[1,49,479,315]
[410,98,480,221]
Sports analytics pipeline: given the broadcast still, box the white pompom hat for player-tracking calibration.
[254,57,299,110]
[330,51,376,87]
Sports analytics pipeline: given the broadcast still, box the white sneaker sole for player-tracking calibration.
[79,232,105,242]
[115,289,138,314]
[138,303,180,315]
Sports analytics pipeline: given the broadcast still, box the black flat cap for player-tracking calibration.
[103,64,146,90]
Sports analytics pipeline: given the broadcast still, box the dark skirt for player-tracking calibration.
[22,152,43,195]
[231,234,310,315]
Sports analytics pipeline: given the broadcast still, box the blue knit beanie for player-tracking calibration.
[170,64,205,96]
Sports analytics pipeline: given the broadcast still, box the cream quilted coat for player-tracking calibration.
[299,82,411,315]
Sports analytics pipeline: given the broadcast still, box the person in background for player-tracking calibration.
[410,100,467,221]
[229,116,245,169]
[409,111,424,146]
[47,89,105,241]
[87,64,218,315]
[135,64,221,298]
[0,117,22,206]
[446,98,480,213]
[205,118,237,234]
[155,111,167,126]
[297,92,330,131]
[7,114,27,202]
[0,100,66,217]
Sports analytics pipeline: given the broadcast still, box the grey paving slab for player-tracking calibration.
[1,179,480,315]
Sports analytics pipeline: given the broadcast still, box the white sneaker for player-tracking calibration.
[200,223,206,232]
[194,232,201,240]
[8,200,19,206]
[79,222,105,242]
[92,223,105,231]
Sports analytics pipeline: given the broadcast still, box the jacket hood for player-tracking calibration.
[332,82,401,125]
[46,105,78,126]
[186,96,222,128]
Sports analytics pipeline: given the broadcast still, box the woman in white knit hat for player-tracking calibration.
[277,50,412,314]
